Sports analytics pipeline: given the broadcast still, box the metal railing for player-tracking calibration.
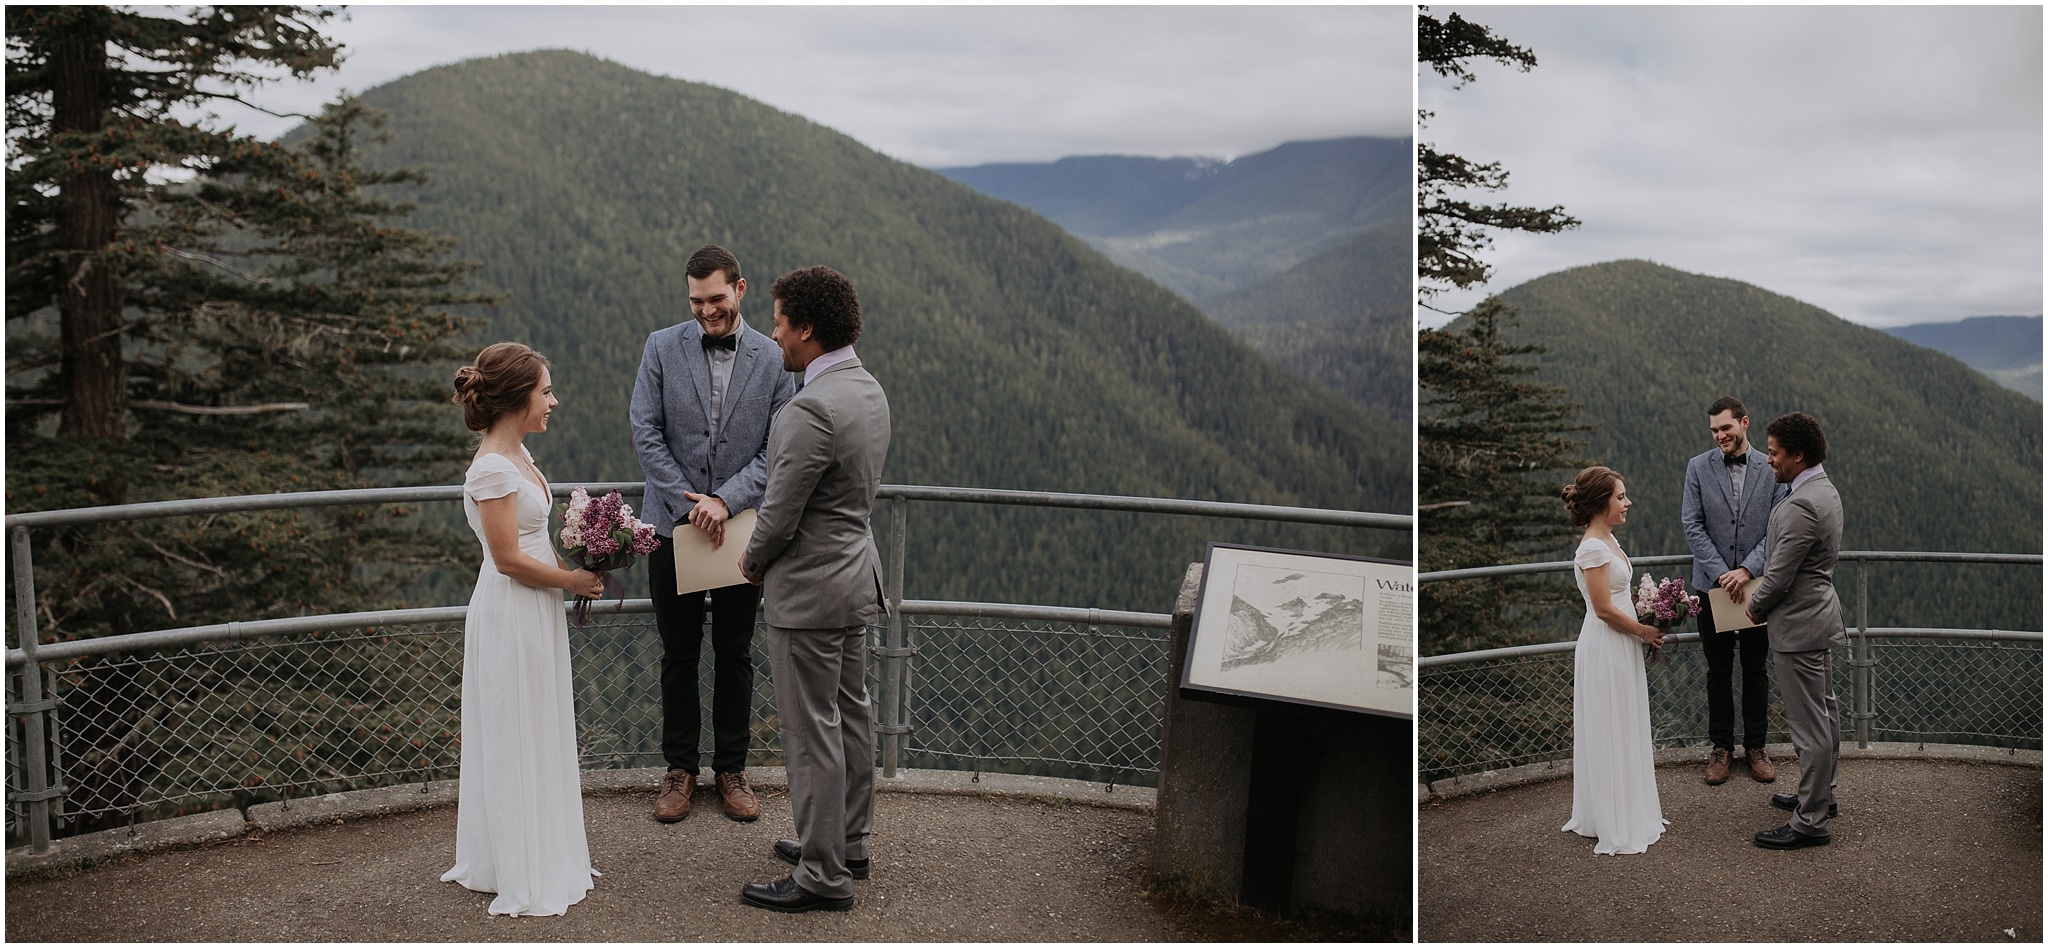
[1418,553,2043,782]
[5,483,1407,852]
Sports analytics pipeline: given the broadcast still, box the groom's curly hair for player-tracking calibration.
[770,266,863,351]
[1765,412,1829,466]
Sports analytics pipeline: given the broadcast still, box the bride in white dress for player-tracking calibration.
[1559,466,1669,855]
[441,342,606,915]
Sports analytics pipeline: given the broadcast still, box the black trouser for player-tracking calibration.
[1697,586,1771,750]
[650,533,761,775]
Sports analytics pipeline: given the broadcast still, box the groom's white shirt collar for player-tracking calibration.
[1789,463,1825,495]
[803,345,857,387]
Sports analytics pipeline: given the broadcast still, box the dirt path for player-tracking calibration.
[1420,757,2041,942]
[7,787,1387,942]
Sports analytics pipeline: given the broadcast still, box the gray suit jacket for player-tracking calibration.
[742,358,892,630]
[630,321,796,537]
[1749,470,1848,653]
[1680,446,1788,591]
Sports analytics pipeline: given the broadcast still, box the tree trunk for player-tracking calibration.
[51,19,127,446]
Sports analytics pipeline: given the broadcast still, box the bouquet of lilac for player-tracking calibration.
[1633,575,1702,668]
[558,487,661,628]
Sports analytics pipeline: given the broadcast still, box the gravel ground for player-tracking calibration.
[1420,757,2042,943]
[6,788,1354,942]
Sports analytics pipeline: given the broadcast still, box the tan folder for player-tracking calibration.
[1706,578,1764,631]
[671,509,758,594]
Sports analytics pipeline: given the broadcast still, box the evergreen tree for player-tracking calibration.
[1418,298,1590,653]
[6,5,342,456]
[1416,9,1593,654]
[8,10,494,642]
[8,10,495,833]
[1416,7,1579,309]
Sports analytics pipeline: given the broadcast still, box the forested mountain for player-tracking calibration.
[1885,315,2041,401]
[1202,219,1411,425]
[346,50,1409,612]
[1478,260,2040,631]
[938,136,1411,302]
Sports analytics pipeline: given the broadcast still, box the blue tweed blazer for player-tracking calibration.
[1679,445,1788,592]
[630,319,796,537]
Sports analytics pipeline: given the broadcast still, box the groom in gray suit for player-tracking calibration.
[631,245,796,824]
[738,265,891,913]
[1745,411,1846,849]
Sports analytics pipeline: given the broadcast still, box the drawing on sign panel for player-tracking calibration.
[1221,564,1365,673]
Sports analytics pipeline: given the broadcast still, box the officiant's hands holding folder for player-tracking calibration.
[1717,567,1753,603]
[683,490,730,547]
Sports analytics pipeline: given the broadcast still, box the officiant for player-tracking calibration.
[631,244,797,824]
[1679,395,1788,786]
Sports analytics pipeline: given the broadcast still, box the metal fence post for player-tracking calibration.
[10,526,56,853]
[1854,560,1872,748]
[880,496,909,777]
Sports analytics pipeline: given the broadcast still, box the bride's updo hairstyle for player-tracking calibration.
[453,342,552,432]
[1561,466,1623,527]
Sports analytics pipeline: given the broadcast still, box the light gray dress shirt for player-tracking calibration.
[705,332,737,445]
[1728,450,1747,516]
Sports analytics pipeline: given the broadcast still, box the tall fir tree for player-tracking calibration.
[9,9,496,642]
[1416,8,1592,653]
[9,9,498,833]
[6,5,343,456]
[1416,7,1579,309]
[1418,298,1590,653]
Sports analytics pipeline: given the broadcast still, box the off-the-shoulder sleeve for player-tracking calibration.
[1573,542,1612,571]
[464,456,523,503]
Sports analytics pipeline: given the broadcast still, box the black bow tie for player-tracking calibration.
[1723,451,1746,466]
[701,332,738,352]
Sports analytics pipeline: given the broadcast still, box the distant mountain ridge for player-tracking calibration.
[943,137,1413,425]
[1477,260,2040,632]
[1885,315,2041,400]
[1202,218,1411,425]
[938,136,1411,302]
[343,50,1408,611]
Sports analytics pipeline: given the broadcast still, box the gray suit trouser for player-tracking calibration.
[763,623,875,899]
[1779,647,1840,836]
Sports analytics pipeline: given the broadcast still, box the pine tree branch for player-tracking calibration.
[7,398,310,414]
[140,537,228,577]
[133,399,309,415]
[122,575,177,619]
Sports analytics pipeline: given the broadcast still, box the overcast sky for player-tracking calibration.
[208,4,1411,168]
[1420,5,2042,329]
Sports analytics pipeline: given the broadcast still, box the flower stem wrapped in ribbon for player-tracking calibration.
[1633,575,1702,668]
[558,487,661,628]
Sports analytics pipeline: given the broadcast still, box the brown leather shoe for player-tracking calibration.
[1704,747,1732,785]
[718,770,760,822]
[654,769,696,823]
[1747,747,1777,783]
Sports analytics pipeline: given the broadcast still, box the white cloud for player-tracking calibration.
[200,4,1412,167]
[1421,5,2042,329]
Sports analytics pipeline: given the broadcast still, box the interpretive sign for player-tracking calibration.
[1182,543,1412,718]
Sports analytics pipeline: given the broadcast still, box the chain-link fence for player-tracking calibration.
[901,615,1172,786]
[4,605,1171,845]
[1420,632,2043,783]
[7,482,1403,852]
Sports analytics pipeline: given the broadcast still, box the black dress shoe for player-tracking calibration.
[1755,823,1831,850]
[775,838,870,880]
[740,875,853,913]
[1769,791,1839,818]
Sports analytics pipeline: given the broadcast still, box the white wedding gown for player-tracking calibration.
[440,448,597,915]
[1561,536,1667,854]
